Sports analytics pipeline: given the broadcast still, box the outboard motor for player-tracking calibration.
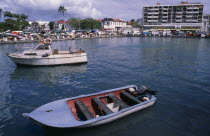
[137,85,158,95]
[137,85,149,94]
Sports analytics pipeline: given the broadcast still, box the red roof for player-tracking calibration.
[112,19,124,22]
[101,18,125,22]
[97,19,103,22]
[55,21,70,24]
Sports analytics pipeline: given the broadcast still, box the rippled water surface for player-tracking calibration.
[0,37,210,136]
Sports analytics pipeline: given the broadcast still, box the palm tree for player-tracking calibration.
[20,14,28,20]
[58,6,67,20]
[4,11,13,18]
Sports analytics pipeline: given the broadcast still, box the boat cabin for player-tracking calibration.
[33,44,52,51]
[22,44,53,56]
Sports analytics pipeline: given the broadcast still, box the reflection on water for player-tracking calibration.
[10,64,87,85]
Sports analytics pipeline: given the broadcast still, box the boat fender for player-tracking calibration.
[142,96,150,101]
[42,53,49,57]
[128,88,135,92]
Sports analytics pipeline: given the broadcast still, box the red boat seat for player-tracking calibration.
[108,93,129,109]
[92,97,113,115]
[120,91,142,104]
[75,100,94,120]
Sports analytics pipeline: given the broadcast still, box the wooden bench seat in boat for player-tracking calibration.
[108,93,129,109]
[92,97,113,115]
[75,100,94,120]
[120,91,142,104]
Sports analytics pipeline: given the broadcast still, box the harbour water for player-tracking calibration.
[0,37,210,136]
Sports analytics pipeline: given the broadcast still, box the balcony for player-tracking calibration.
[176,20,182,22]
[187,11,199,14]
[148,12,159,14]
[162,16,168,18]
[186,20,198,22]
[148,9,159,11]
[176,12,182,14]
[186,15,192,18]
[147,16,158,18]
[191,20,198,22]
[162,8,168,10]
[176,16,182,18]
[187,7,199,10]
[147,20,158,22]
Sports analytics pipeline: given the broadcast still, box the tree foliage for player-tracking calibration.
[0,11,29,32]
[48,21,54,30]
[68,18,101,30]
[68,18,81,30]
[68,18,80,22]
[58,5,67,20]
[129,19,140,28]
[130,19,135,22]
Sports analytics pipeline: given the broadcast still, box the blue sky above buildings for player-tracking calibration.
[0,0,209,21]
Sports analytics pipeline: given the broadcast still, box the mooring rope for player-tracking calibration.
[0,102,37,109]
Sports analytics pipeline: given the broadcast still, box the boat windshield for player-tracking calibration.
[35,44,50,50]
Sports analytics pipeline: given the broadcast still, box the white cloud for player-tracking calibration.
[0,0,102,21]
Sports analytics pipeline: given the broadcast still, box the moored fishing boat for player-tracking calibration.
[23,85,157,128]
[7,39,87,66]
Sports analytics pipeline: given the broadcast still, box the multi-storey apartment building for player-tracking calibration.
[100,18,126,32]
[143,2,203,30]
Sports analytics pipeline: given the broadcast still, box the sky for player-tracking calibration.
[0,0,209,22]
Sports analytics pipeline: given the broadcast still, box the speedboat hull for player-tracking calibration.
[23,85,157,128]
[7,53,87,66]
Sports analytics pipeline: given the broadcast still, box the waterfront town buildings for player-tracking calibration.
[143,2,204,31]
[1,1,210,36]
[100,18,126,33]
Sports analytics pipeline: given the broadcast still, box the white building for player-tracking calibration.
[143,2,203,30]
[37,21,50,31]
[100,18,126,32]
[54,20,71,31]
[201,14,210,33]
[30,21,50,32]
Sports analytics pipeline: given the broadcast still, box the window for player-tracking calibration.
[36,45,49,50]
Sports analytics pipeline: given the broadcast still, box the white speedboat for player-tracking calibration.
[23,85,157,128]
[7,40,87,66]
